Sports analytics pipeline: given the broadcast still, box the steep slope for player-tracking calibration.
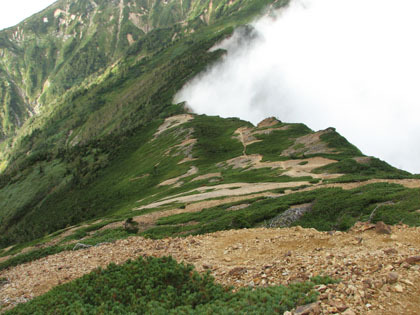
[0,113,418,250]
[0,0,288,245]
[0,0,285,140]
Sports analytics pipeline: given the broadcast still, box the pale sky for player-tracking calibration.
[0,0,56,30]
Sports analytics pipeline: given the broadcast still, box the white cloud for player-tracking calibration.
[0,0,56,30]
[176,0,420,174]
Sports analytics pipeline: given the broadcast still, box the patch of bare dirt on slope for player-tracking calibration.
[282,129,337,157]
[221,154,342,179]
[136,181,310,210]
[298,179,420,192]
[1,225,420,314]
[153,114,194,139]
[89,192,278,234]
[158,166,198,187]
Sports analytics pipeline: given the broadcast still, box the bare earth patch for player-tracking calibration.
[158,166,198,186]
[191,172,222,182]
[153,114,194,139]
[222,154,342,179]
[136,181,310,210]
[1,225,420,314]
[282,129,337,156]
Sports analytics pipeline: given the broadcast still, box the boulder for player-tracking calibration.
[387,272,399,284]
[406,256,420,265]
[375,221,392,234]
[294,302,320,315]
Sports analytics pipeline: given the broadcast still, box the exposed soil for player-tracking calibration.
[1,224,420,314]
[136,181,310,210]
[282,129,337,157]
[158,166,198,186]
[153,114,194,139]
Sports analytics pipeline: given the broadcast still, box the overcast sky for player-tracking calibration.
[177,0,420,174]
[0,0,56,30]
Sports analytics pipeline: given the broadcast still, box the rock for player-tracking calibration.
[383,248,398,255]
[283,312,292,315]
[294,302,320,315]
[375,221,392,234]
[224,257,232,262]
[387,272,399,284]
[405,256,420,265]
[315,284,327,292]
[394,284,404,293]
[228,267,246,277]
[342,309,356,315]
[335,303,348,312]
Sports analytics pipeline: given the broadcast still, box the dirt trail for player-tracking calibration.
[1,225,420,314]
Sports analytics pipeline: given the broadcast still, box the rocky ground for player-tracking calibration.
[1,223,419,314]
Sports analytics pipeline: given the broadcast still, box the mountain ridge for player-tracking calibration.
[0,1,419,313]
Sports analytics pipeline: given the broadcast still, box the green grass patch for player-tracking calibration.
[313,157,411,178]
[246,123,312,161]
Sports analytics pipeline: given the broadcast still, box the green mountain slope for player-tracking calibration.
[0,0,284,141]
[0,0,418,254]
[0,0,288,246]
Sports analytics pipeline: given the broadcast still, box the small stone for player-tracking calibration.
[283,312,292,315]
[387,272,399,284]
[294,302,320,315]
[336,304,348,312]
[228,267,246,276]
[342,309,356,315]
[224,257,232,262]
[315,284,327,292]
[375,221,392,234]
[394,284,403,293]
[401,279,414,286]
[406,256,420,265]
[383,248,398,255]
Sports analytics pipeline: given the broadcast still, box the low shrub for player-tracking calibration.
[6,256,335,314]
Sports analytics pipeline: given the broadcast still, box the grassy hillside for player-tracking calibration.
[0,0,290,247]
[0,0,286,140]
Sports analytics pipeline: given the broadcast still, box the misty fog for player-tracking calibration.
[175,0,420,174]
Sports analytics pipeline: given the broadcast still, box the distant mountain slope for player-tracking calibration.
[0,0,285,140]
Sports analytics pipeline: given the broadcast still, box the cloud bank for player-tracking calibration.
[175,0,420,174]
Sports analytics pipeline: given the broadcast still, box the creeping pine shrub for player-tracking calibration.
[6,256,335,314]
[123,217,139,234]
